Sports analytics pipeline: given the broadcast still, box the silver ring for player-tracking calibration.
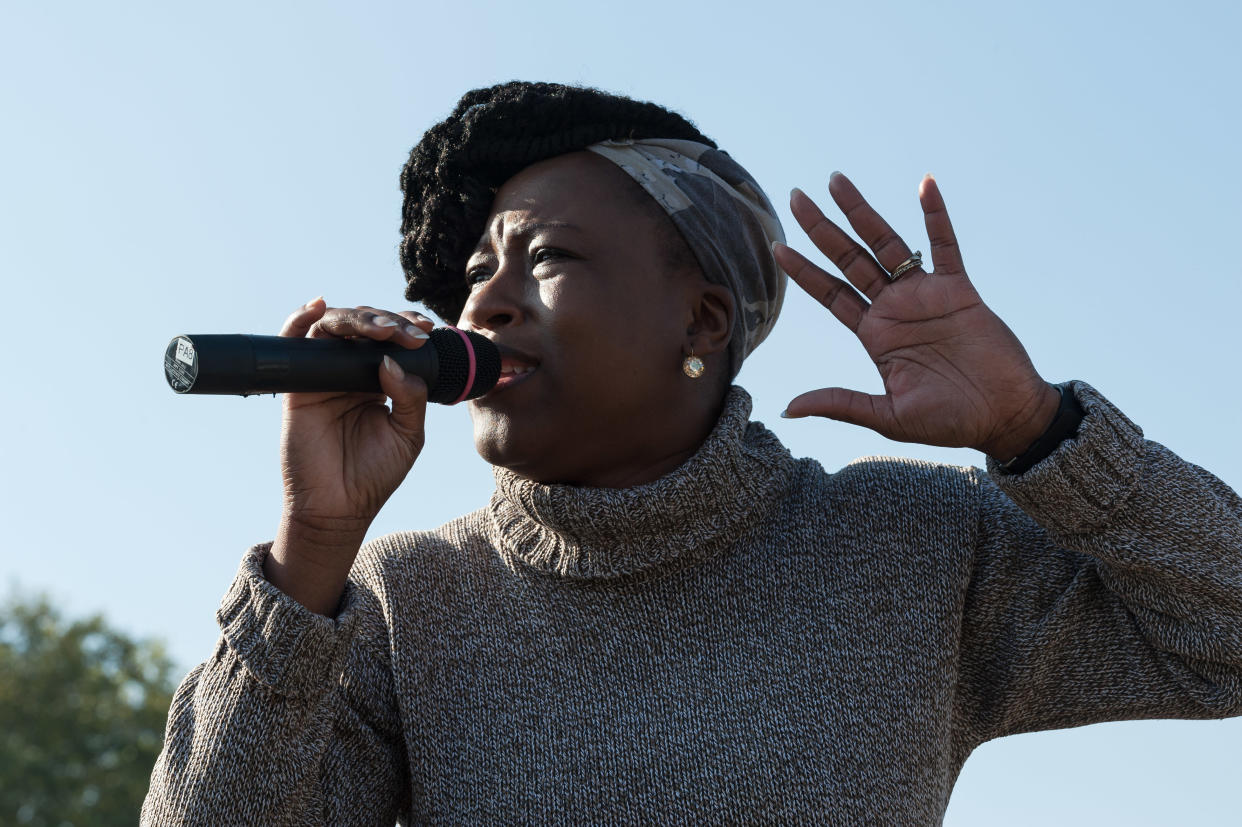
[888,251,923,281]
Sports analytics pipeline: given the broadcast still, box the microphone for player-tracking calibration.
[163,327,501,404]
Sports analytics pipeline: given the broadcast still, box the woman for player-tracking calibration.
[142,82,1242,824]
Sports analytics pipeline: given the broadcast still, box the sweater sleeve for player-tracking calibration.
[140,543,409,826]
[952,381,1242,753]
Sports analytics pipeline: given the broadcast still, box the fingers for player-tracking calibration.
[782,387,893,433]
[304,304,432,349]
[918,175,965,273]
[357,306,434,348]
[281,296,327,337]
[772,241,867,333]
[396,310,435,335]
[379,356,428,453]
[827,172,922,279]
[789,187,890,301]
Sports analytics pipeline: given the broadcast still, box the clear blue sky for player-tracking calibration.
[3,0,1240,822]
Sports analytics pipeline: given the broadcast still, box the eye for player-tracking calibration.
[532,247,569,266]
[465,265,492,289]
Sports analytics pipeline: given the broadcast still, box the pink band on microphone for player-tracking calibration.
[448,326,477,405]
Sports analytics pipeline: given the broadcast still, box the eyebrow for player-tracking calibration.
[520,220,580,234]
[470,220,583,256]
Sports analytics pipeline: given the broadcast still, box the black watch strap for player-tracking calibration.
[998,384,1085,475]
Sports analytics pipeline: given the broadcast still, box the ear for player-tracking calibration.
[684,282,734,359]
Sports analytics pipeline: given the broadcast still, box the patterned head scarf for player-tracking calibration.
[586,138,786,377]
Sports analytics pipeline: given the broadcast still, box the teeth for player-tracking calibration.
[500,364,535,375]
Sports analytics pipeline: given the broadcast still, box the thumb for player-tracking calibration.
[782,387,892,433]
[379,356,428,453]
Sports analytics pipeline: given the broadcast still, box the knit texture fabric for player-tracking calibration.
[142,384,1242,825]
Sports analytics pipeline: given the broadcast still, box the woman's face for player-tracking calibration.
[459,151,708,487]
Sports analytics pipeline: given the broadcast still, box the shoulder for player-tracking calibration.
[330,508,502,645]
[336,508,496,609]
[775,454,989,551]
[351,507,494,581]
[794,453,984,509]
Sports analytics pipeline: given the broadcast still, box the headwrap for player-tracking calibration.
[586,139,786,377]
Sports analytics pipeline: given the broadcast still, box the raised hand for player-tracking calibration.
[772,173,1059,462]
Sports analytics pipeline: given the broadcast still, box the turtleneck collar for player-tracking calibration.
[488,386,795,581]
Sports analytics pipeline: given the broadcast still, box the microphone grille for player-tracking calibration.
[427,327,501,404]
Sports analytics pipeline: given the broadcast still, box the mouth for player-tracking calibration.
[489,345,541,394]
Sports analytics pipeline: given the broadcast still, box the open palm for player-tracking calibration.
[773,173,1058,461]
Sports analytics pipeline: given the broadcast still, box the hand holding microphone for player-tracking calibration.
[184,298,499,616]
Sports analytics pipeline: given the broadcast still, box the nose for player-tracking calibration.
[458,260,526,332]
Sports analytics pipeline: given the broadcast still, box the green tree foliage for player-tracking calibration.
[0,591,178,826]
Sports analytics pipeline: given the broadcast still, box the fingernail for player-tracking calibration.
[405,325,429,339]
[830,170,842,179]
[305,296,323,309]
[373,317,399,328]
[771,240,786,255]
[780,408,793,419]
[383,355,404,379]
[790,187,805,202]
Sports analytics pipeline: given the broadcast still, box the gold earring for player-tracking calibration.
[682,350,705,379]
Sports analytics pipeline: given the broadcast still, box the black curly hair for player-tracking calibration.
[399,81,716,323]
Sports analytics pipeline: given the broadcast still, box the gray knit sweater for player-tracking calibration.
[142,383,1242,825]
